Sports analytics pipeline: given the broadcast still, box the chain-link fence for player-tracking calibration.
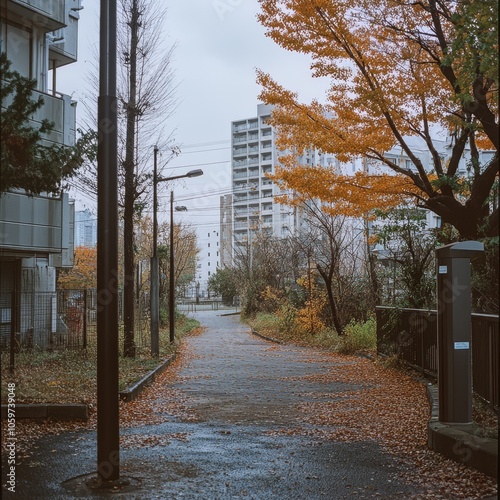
[0,288,152,352]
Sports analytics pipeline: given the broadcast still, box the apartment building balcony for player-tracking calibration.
[234,193,248,203]
[0,191,74,266]
[233,171,248,180]
[248,168,259,179]
[261,129,272,137]
[233,134,247,144]
[248,145,259,153]
[2,85,77,147]
[33,90,77,147]
[5,0,66,31]
[233,121,247,132]
[234,183,248,192]
[233,146,247,156]
[233,159,248,167]
[248,156,259,165]
[49,0,81,68]
[248,120,258,129]
[234,222,248,230]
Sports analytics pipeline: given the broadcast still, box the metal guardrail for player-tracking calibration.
[376,306,499,409]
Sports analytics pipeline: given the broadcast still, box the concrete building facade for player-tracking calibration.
[0,0,82,347]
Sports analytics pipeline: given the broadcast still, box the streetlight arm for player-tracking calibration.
[157,169,203,183]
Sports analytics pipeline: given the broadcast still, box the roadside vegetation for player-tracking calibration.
[0,315,200,405]
[247,312,376,355]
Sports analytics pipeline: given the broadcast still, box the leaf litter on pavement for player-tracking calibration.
[263,349,497,499]
[2,332,497,499]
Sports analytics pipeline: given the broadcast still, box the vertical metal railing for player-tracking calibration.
[376,306,499,409]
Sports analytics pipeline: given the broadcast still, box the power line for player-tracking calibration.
[180,140,229,149]
[178,146,230,155]
[166,160,231,170]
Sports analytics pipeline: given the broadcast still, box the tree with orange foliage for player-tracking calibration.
[58,246,97,289]
[257,0,498,240]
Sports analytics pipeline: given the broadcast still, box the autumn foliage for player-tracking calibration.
[257,0,498,239]
[58,246,97,289]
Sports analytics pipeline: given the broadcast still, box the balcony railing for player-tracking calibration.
[8,0,65,31]
[0,191,74,264]
[31,90,76,147]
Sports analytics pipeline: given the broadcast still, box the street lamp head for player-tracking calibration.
[186,169,203,178]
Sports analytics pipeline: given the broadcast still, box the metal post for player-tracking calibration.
[150,147,159,356]
[9,290,18,373]
[435,241,484,425]
[83,289,87,349]
[97,0,119,483]
[169,190,175,343]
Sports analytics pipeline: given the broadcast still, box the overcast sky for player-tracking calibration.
[57,0,330,237]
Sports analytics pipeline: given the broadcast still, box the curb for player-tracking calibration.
[0,354,177,420]
[426,384,498,479]
[0,403,88,421]
[119,353,176,402]
[251,329,285,345]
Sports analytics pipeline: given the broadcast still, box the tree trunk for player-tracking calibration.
[317,264,343,336]
[122,0,139,358]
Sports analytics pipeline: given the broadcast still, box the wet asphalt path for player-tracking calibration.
[4,310,426,499]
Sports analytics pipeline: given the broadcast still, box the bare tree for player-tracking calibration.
[72,0,178,357]
[296,199,370,333]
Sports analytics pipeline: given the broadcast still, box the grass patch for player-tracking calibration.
[245,312,377,355]
[1,314,200,405]
[337,317,377,354]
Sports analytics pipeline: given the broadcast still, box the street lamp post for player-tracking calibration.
[151,167,203,354]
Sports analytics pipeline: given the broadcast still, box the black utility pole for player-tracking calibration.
[97,0,119,484]
[169,190,175,343]
[150,146,159,356]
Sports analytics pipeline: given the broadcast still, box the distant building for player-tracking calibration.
[219,194,233,269]
[74,209,97,247]
[0,0,82,348]
[195,230,220,299]
[224,104,496,277]
[227,104,301,262]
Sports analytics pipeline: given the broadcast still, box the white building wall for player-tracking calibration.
[195,230,220,299]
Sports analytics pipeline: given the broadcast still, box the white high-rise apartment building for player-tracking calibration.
[228,103,303,261]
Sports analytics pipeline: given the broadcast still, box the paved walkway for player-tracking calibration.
[2,311,495,498]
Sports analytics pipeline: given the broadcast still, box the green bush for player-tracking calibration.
[338,317,377,354]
